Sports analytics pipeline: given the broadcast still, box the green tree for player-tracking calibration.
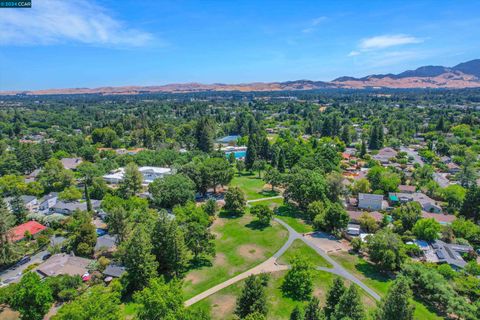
[250,204,274,226]
[152,212,189,278]
[106,206,130,244]
[412,218,441,241]
[282,255,313,300]
[304,297,323,320]
[118,162,143,198]
[440,184,466,213]
[333,285,365,320]
[203,157,234,193]
[375,276,414,320]
[37,158,74,192]
[351,178,371,195]
[460,184,480,222]
[202,198,219,216]
[122,225,158,292]
[59,186,82,201]
[9,193,27,224]
[367,229,407,271]
[53,284,121,320]
[235,274,268,319]
[11,272,53,320]
[284,169,328,211]
[149,174,196,208]
[224,186,246,215]
[134,277,186,320]
[391,202,422,233]
[290,305,305,320]
[313,202,349,233]
[324,277,346,319]
[264,166,282,192]
[0,199,17,266]
[195,117,215,153]
[68,210,97,257]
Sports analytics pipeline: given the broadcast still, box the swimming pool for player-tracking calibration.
[225,150,246,159]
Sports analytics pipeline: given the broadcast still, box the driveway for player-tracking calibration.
[400,146,424,166]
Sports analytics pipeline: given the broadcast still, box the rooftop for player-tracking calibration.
[36,253,92,277]
[9,221,47,241]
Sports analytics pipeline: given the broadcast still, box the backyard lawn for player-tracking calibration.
[330,252,442,320]
[230,173,278,200]
[182,214,288,299]
[190,270,376,320]
[277,239,332,268]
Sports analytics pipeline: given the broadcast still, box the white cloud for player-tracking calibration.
[359,34,423,50]
[348,51,360,57]
[302,16,327,33]
[0,0,154,47]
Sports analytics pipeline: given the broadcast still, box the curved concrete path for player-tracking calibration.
[185,203,381,306]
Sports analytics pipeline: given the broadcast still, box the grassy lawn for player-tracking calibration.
[182,214,288,300]
[330,252,442,320]
[230,173,279,200]
[275,204,313,233]
[278,239,332,268]
[190,270,376,320]
[249,197,284,208]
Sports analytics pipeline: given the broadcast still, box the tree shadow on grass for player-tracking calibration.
[218,210,243,219]
[259,190,279,197]
[189,256,214,269]
[355,259,392,284]
[245,219,270,231]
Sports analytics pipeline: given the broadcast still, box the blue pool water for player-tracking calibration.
[226,151,246,159]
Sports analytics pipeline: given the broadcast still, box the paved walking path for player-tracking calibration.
[246,195,284,204]
[185,205,381,306]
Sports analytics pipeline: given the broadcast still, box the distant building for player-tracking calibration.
[103,264,126,278]
[103,166,173,185]
[60,158,83,170]
[51,200,101,215]
[347,210,384,223]
[398,185,416,193]
[446,162,460,174]
[38,192,59,213]
[216,135,240,146]
[9,221,47,242]
[388,192,442,213]
[5,195,38,213]
[423,240,473,269]
[373,147,398,164]
[358,193,384,211]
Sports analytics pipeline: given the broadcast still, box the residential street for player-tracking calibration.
[0,249,48,285]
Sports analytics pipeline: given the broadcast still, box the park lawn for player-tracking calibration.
[182,214,288,300]
[190,270,376,320]
[278,239,332,268]
[230,173,278,200]
[329,252,442,320]
[248,197,284,208]
[275,204,313,233]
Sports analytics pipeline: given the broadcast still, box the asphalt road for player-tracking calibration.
[0,249,48,285]
[400,146,424,166]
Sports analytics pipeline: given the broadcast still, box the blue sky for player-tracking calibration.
[1,0,480,90]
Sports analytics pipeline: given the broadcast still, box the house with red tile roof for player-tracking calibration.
[9,221,47,242]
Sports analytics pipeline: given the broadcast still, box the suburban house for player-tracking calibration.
[373,147,398,164]
[347,210,384,224]
[422,240,473,269]
[388,192,442,213]
[38,192,58,213]
[95,234,117,252]
[51,199,101,215]
[446,162,461,174]
[103,166,173,185]
[422,211,456,225]
[398,185,416,193]
[36,253,93,278]
[9,221,47,242]
[216,135,240,146]
[25,168,41,183]
[358,193,384,211]
[60,157,83,170]
[103,264,126,279]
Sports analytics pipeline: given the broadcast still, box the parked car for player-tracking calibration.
[42,253,52,261]
[16,256,31,266]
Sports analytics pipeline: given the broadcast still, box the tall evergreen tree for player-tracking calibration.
[375,277,415,320]
[333,285,366,320]
[460,184,480,222]
[245,134,258,170]
[235,275,268,319]
[0,199,16,266]
[290,305,305,320]
[324,277,346,319]
[195,116,215,153]
[10,193,27,224]
[123,225,158,292]
[304,297,323,320]
[152,211,189,278]
[118,162,143,198]
[277,151,286,173]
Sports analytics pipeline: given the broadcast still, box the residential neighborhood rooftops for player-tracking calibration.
[103,264,126,278]
[36,254,92,278]
[347,210,384,223]
[9,221,47,242]
[60,157,83,170]
[398,185,416,193]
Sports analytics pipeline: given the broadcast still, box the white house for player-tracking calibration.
[38,192,58,213]
[358,193,384,211]
[103,166,173,185]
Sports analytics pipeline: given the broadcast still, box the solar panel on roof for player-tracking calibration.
[436,250,445,259]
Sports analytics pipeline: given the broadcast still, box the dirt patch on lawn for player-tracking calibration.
[214,252,227,266]
[237,244,265,261]
[210,294,236,319]
[184,271,202,285]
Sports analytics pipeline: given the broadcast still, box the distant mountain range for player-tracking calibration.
[2,59,480,96]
